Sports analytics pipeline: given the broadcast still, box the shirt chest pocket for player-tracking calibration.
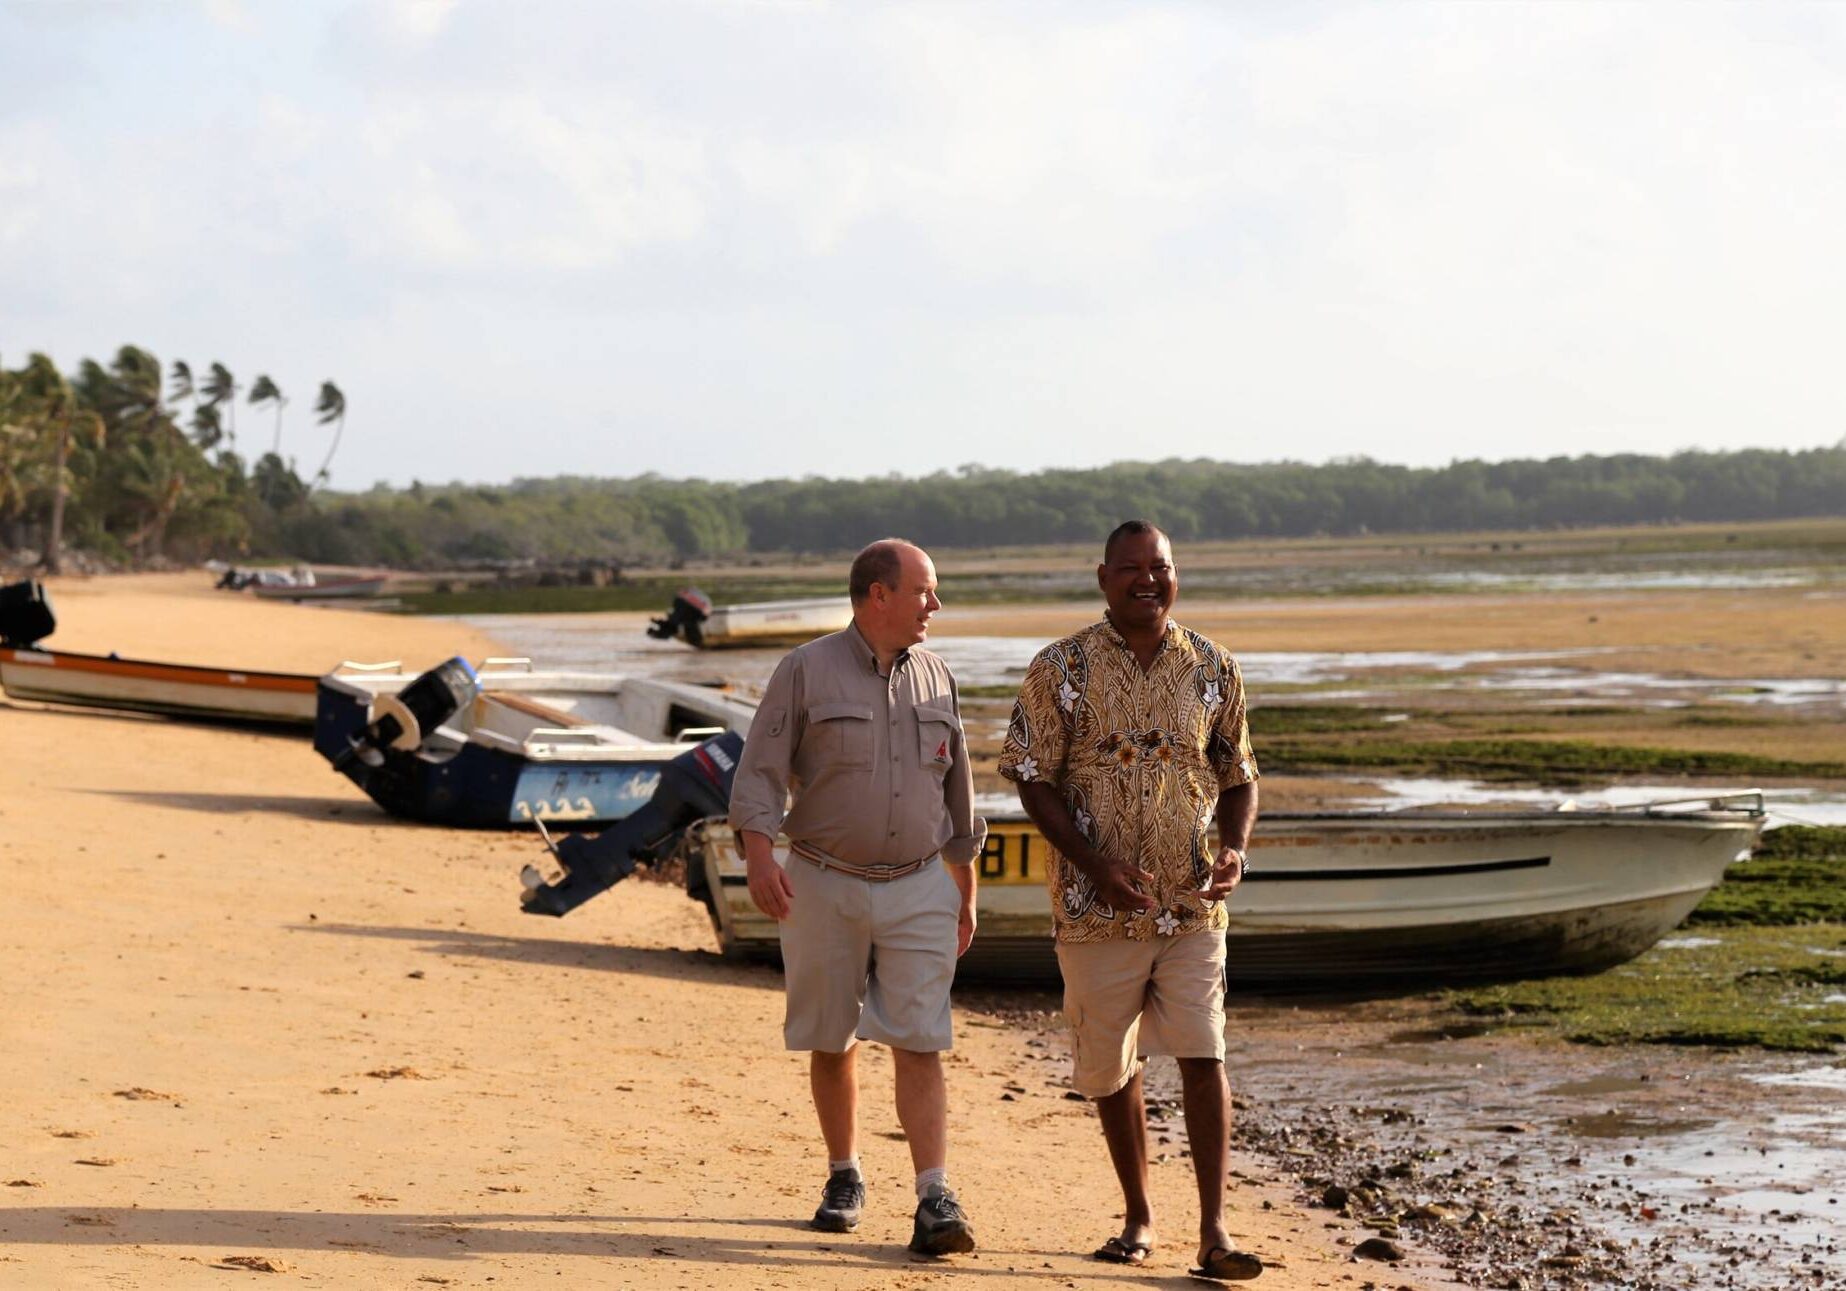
[804,700,875,772]
[915,703,957,777]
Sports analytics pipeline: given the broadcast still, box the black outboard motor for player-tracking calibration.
[0,580,56,647]
[645,586,713,647]
[331,656,480,771]
[520,729,742,917]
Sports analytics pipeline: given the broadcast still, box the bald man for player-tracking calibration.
[728,538,986,1258]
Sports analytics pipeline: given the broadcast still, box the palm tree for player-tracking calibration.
[17,353,105,575]
[202,363,238,450]
[249,374,286,457]
[190,402,224,451]
[310,381,346,491]
[168,360,195,407]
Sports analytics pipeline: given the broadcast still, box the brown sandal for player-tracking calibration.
[1189,1244,1263,1280]
[1093,1236,1153,1265]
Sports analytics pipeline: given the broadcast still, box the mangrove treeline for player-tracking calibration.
[4,345,1842,569]
[286,445,1846,568]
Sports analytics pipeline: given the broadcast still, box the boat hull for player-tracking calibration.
[696,598,852,649]
[0,647,317,725]
[251,576,386,601]
[692,810,1763,987]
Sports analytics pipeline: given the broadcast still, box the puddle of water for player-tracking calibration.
[1542,1076,1652,1098]
[1561,1110,1718,1139]
[1421,569,1823,592]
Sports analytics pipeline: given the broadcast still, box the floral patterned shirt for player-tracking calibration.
[997,619,1259,944]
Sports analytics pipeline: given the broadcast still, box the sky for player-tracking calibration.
[3,1,1844,491]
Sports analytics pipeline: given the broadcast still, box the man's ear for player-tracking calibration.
[1096,563,1108,594]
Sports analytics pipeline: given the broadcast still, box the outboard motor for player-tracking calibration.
[331,656,480,771]
[520,729,742,917]
[0,580,56,648]
[645,586,713,647]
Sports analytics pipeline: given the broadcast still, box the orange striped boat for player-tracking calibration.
[0,646,318,726]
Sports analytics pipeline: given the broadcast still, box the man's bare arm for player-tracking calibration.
[1016,780,1154,913]
[1203,780,1259,900]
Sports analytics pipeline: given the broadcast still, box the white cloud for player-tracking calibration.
[4,1,1846,487]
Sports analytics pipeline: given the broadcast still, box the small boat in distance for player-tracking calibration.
[249,572,387,601]
[685,795,1767,986]
[647,587,851,649]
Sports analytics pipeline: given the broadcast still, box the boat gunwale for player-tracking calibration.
[0,645,318,692]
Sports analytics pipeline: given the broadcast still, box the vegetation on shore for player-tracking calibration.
[1453,827,1846,1052]
[8,350,1842,573]
[1,346,345,570]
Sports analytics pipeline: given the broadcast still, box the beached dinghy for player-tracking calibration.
[249,572,387,601]
[647,587,852,650]
[315,658,757,828]
[0,579,319,726]
[682,795,1766,986]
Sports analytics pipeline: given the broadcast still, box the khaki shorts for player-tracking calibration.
[779,856,961,1053]
[1056,930,1227,1098]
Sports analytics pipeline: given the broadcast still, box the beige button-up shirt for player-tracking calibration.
[729,624,986,869]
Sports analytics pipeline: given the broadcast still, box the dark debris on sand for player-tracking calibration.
[1232,1098,1842,1289]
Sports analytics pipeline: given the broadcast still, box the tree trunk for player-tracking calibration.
[44,416,70,576]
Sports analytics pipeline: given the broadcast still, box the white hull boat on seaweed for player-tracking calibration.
[647,588,852,650]
[686,794,1766,986]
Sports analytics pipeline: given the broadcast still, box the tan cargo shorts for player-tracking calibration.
[1055,930,1228,1098]
[779,855,961,1053]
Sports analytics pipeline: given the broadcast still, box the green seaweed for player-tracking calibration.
[1262,737,1845,782]
[1449,828,1846,1053]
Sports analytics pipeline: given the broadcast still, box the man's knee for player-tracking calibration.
[1176,1056,1225,1084]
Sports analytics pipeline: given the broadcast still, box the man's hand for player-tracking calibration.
[1202,845,1246,901]
[1085,853,1157,914]
[957,900,977,957]
[741,831,794,920]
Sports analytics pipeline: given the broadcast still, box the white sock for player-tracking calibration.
[829,1156,861,1178]
[915,1167,948,1199]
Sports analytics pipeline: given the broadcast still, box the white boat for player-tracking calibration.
[685,794,1766,986]
[648,588,852,650]
[316,659,757,828]
[0,645,320,726]
[250,573,387,601]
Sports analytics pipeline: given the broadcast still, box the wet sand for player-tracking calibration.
[1,574,1422,1288]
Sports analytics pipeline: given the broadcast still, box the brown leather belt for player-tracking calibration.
[790,840,937,883]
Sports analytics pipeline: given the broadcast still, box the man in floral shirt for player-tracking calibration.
[998,520,1262,1281]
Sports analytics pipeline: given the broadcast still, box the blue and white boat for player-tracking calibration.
[314,659,757,829]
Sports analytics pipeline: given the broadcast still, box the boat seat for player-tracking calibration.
[481,691,593,728]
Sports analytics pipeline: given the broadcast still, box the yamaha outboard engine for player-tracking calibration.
[331,656,480,771]
[520,729,742,917]
[0,580,55,648]
[645,586,713,647]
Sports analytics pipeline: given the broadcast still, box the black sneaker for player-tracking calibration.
[811,1169,865,1233]
[908,1188,976,1257]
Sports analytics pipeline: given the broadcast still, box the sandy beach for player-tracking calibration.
[0,574,1440,1288]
